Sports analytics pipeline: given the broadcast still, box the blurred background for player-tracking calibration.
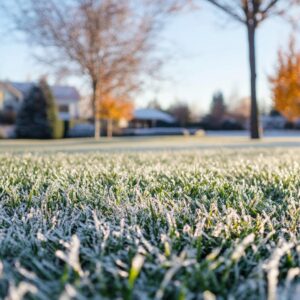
[0,0,299,140]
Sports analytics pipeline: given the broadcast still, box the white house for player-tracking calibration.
[0,81,80,121]
[130,108,176,128]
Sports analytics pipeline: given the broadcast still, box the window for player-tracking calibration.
[59,105,69,113]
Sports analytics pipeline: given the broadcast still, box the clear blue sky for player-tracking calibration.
[0,6,293,114]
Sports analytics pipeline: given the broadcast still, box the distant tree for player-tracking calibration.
[168,101,192,126]
[4,0,186,139]
[269,38,300,122]
[39,78,63,138]
[202,0,293,139]
[210,91,226,124]
[16,85,52,139]
[229,96,251,128]
[203,91,226,129]
[233,97,251,118]
[147,99,163,111]
[98,94,134,137]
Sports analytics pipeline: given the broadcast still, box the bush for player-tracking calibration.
[40,79,64,139]
[16,80,63,139]
[0,109,16,125]
[53,119,65,139]
[16,85,51,139]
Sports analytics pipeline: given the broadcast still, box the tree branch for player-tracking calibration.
[204,0,246,24]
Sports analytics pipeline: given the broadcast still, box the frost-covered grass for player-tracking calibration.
[0,149,300,299]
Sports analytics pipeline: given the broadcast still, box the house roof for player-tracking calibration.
[134,108,175,123]
[8,82,80,103]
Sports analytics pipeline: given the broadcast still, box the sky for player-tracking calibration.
[0,4,294,114]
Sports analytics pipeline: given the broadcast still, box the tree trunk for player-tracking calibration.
[92,79,101,139]
[95,118,101,139]
[107,119,113,138]
[247,24,260,139]
[91,80,97,118]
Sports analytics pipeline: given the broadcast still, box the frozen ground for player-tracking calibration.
[0,148,299,299]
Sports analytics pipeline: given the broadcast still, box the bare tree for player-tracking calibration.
[210,91,226,126]
[202,0,293,139]
[168,101,192,126]
[3,0,186,138]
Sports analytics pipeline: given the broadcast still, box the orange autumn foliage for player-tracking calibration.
[269,38,300,122]
[97,94,134,122]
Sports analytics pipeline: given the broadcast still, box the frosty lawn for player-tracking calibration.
[0,149,299,299]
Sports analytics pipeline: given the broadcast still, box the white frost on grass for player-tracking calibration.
[264,241,295,300]
[0,149,299,299]
[231,233,255,262]
[55,235,84,277]
[5,282,37,300]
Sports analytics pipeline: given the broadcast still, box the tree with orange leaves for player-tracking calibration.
[97,95,133,137]
[269,38,300,122]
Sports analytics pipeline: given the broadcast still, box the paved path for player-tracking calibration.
[1,135,300,154]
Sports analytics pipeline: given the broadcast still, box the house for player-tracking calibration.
[0,81,80,124]
[129,108,176,128]
[119,108,187,136]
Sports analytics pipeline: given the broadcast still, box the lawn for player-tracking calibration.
[0,139,299,299]
[1,135,300,154]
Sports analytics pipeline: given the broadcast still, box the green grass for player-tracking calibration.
[0,146,299,299]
